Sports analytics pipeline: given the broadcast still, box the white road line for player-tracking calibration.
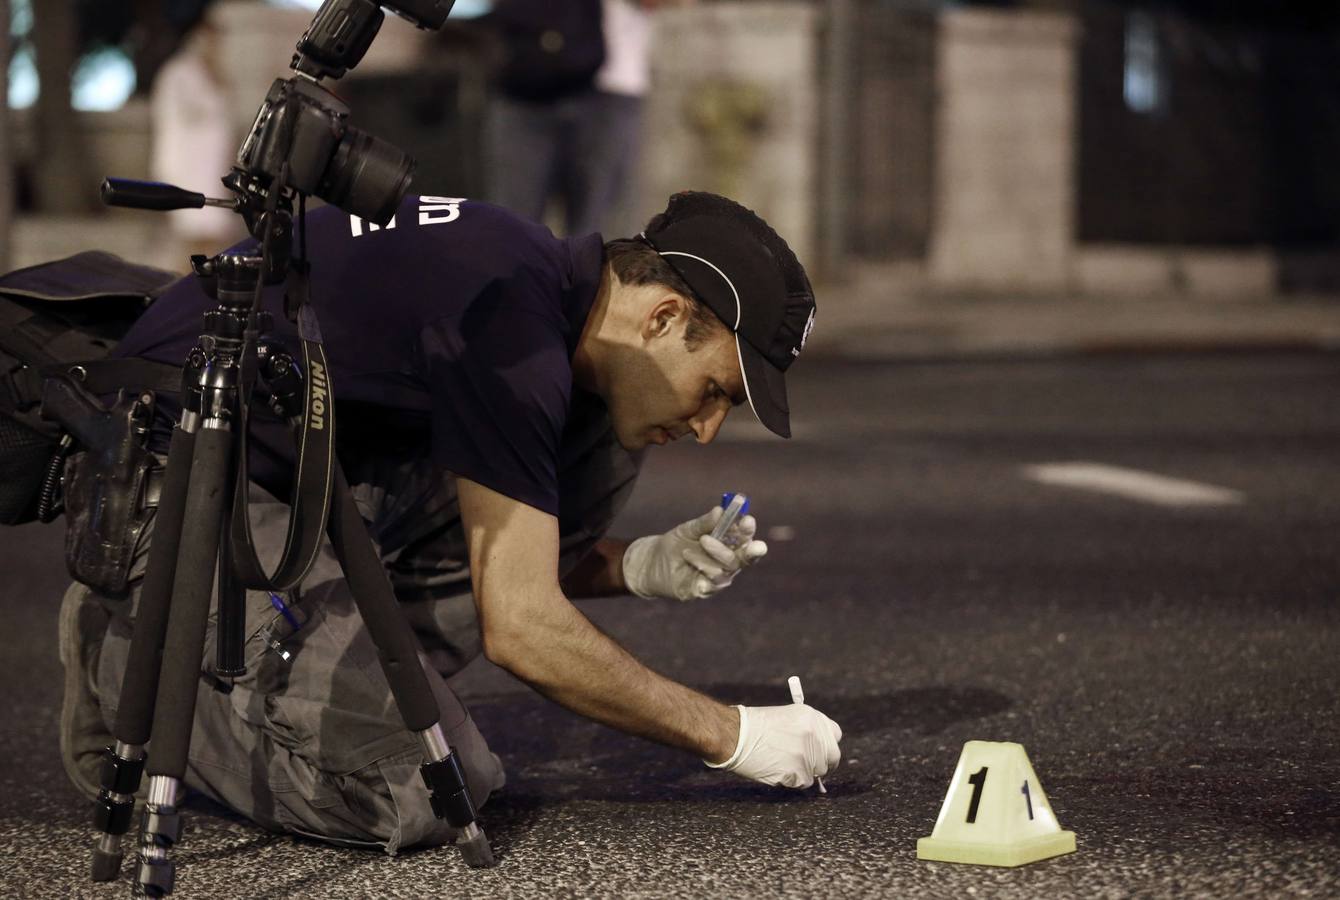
[1022,462,1245,507]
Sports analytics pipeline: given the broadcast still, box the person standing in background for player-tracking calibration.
[485,0,678,238]
[585,0,657,238]
[149,18,244,268]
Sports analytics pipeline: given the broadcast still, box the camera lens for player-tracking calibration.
[319,127,415,226]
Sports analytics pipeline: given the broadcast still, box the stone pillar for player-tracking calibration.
[928,10,1079,291]
[643,4,820,267]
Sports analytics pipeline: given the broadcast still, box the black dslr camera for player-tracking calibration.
[235,0,457,225]
[103,0,456,231]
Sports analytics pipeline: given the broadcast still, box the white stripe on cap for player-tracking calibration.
[658,251,742,330]
[732,334,763,428]
[645,242,764,428]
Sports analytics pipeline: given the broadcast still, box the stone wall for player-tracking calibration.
[927,9,1078,291]
[6,101,168,270]
[7,101,153,183]
[640,3,820,267]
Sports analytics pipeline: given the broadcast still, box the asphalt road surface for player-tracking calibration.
[2,351,1337,898]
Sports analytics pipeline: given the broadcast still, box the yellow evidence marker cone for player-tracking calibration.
[916,740,1076,867]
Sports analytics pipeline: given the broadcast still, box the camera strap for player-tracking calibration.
[226,175,336,592]
[227,305,335,591]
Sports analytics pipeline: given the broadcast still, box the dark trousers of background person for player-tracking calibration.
[485,87,644,238]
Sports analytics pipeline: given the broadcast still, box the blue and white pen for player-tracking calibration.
[269,592,303,634]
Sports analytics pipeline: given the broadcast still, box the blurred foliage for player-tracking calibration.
[683,79,770,200]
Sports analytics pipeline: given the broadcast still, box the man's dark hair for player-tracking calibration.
[604,239,724,350]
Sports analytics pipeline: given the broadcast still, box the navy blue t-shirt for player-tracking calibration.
[114,196,606,517]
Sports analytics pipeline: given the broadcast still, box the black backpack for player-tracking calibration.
[0,251,182,524]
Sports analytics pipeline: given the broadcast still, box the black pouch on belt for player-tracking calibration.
[42,374,156,597]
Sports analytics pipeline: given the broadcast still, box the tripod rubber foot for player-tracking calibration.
[457,827,496,868]
[91,847,123,882]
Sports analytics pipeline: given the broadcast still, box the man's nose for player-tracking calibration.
[691,404,729,444]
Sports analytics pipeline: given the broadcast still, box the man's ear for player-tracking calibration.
[641,292,687,341]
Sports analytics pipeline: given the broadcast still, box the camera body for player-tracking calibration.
[237,76,412,225]
[233,0,456,226]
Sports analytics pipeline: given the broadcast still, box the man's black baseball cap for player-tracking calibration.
[639,191,816,439]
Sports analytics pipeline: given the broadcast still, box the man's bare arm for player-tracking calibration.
[457,477,737,762]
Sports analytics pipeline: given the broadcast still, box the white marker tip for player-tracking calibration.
[787,675,804,705]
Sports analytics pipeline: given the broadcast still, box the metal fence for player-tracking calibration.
[848,4,936,260]
[1076,1,1340,247]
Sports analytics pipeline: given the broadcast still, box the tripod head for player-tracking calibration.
[100,168,293,288]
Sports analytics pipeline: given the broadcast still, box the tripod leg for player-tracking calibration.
[214,453,247,680]
[134,425,233,898]
[90,424,196,882]
[326,468,495,867]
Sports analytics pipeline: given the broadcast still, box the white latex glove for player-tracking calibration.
[705,704,843,788]
[621,506,768,601]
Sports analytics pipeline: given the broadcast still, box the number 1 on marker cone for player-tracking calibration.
[786,675,827,793]
[916,741,1076,867]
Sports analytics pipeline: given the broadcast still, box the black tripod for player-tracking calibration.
[87,180,494,895]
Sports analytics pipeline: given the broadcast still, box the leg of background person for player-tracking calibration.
[566,90,645,238]
[550,91,584,237]
[484,94,562,224]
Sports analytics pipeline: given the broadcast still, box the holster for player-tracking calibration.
[43,374,156,597]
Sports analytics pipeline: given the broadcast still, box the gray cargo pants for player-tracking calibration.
[77,429,639,853]
[82,493,498,854]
